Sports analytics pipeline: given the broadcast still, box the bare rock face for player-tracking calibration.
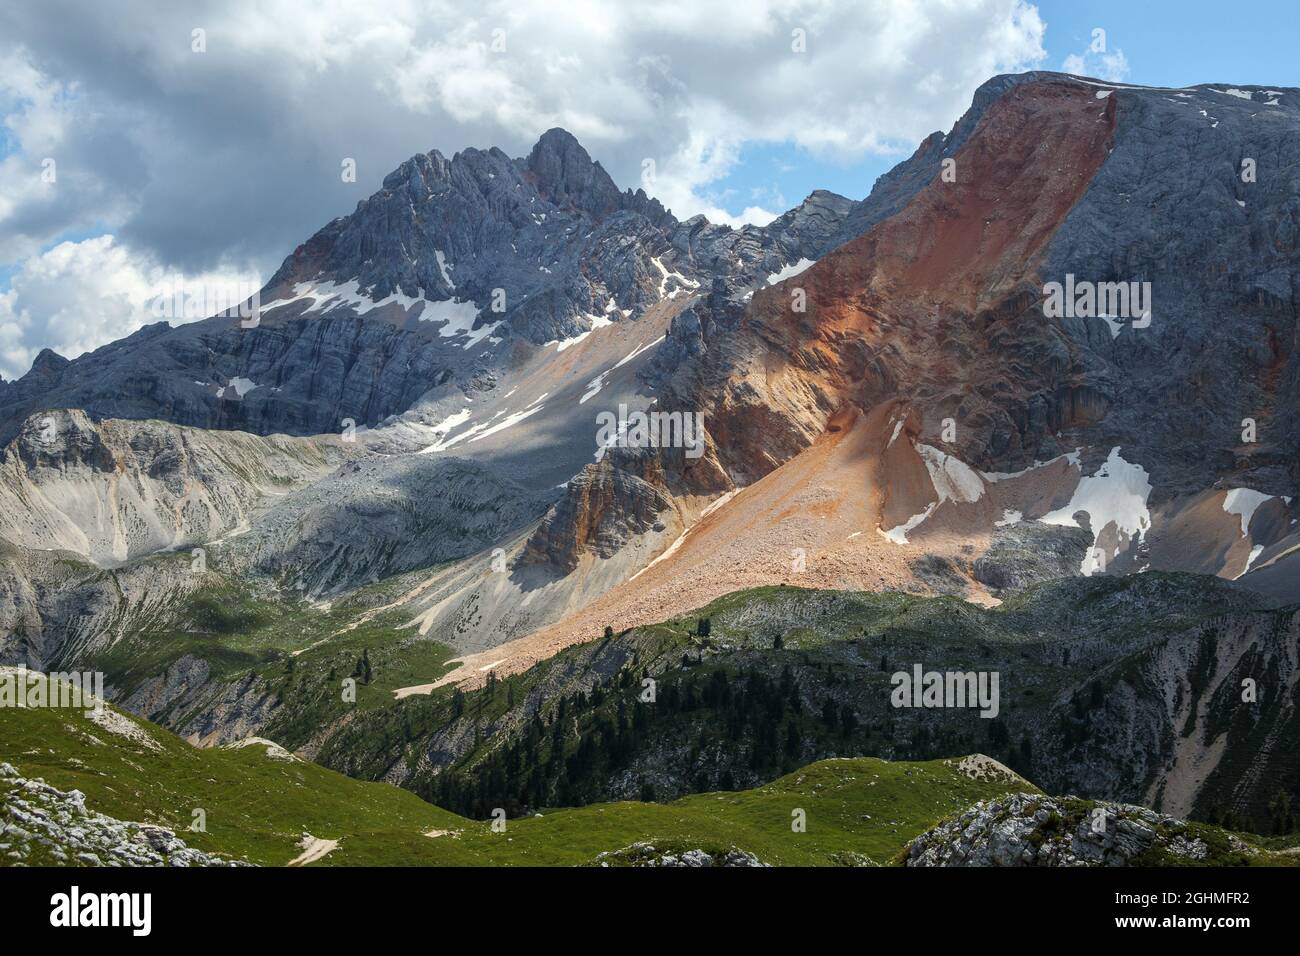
[524,128,648,223]
[0,409,345,566]
[664,74,1300,503]
[231,454,555,595]
[636,73,1298,602]
[1042,82,1300,497]
[665,76,1119,486]
[9,407,116,472]
[905,792,1222,867]
[522,453,673,573]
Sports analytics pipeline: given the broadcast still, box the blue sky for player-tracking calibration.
[706,0,1300,217]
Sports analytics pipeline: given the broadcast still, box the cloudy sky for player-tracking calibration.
[1,0,1297,379]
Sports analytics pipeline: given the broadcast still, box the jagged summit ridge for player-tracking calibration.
[0,122,865,441]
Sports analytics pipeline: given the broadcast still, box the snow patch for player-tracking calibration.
[982,450,1081,481]
[878,504,936,546]
[272,278,425,315]
[434,250,456,290]
[418,408,473,454]
[216,377,258,399]
[1236,544,1265,579]
[1098,314,1126,339]
[612,336,665,371]
[551,312,613,352]
[1038,447,1151,576]
[436,394,548,449]
[580,372,608,404]
[879,444,984,545]
[580,336,665,405]
[917,445,985,504]
[263,277,500,349]
[765,258,816,285]
[420,298,498,348]
[1222,488,1274,536]
[651,256,700,300]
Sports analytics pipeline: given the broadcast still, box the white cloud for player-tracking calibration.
[1061,28,1130,83]
[0,235,259,380]
[0,49,73,260]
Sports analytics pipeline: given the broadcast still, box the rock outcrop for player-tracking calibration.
[0,762,249,867]
[522,452,674,573]
[593,842,768,867]
[905,791,1232,866]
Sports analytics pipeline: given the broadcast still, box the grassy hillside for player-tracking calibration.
[1,671,1056,866]
[69,552,448,699]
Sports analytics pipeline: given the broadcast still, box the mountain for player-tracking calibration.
[519,72,1298,662]
[1,70,1299,866]
[605,72,1300,614]
[0,130,859,445]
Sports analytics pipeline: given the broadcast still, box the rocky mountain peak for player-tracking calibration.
[523,128,630,222]
[380,148,453,194]
[23,348,69,381]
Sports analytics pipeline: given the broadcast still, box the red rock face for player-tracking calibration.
[522,453,674,573]
[701,79,1117,481]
